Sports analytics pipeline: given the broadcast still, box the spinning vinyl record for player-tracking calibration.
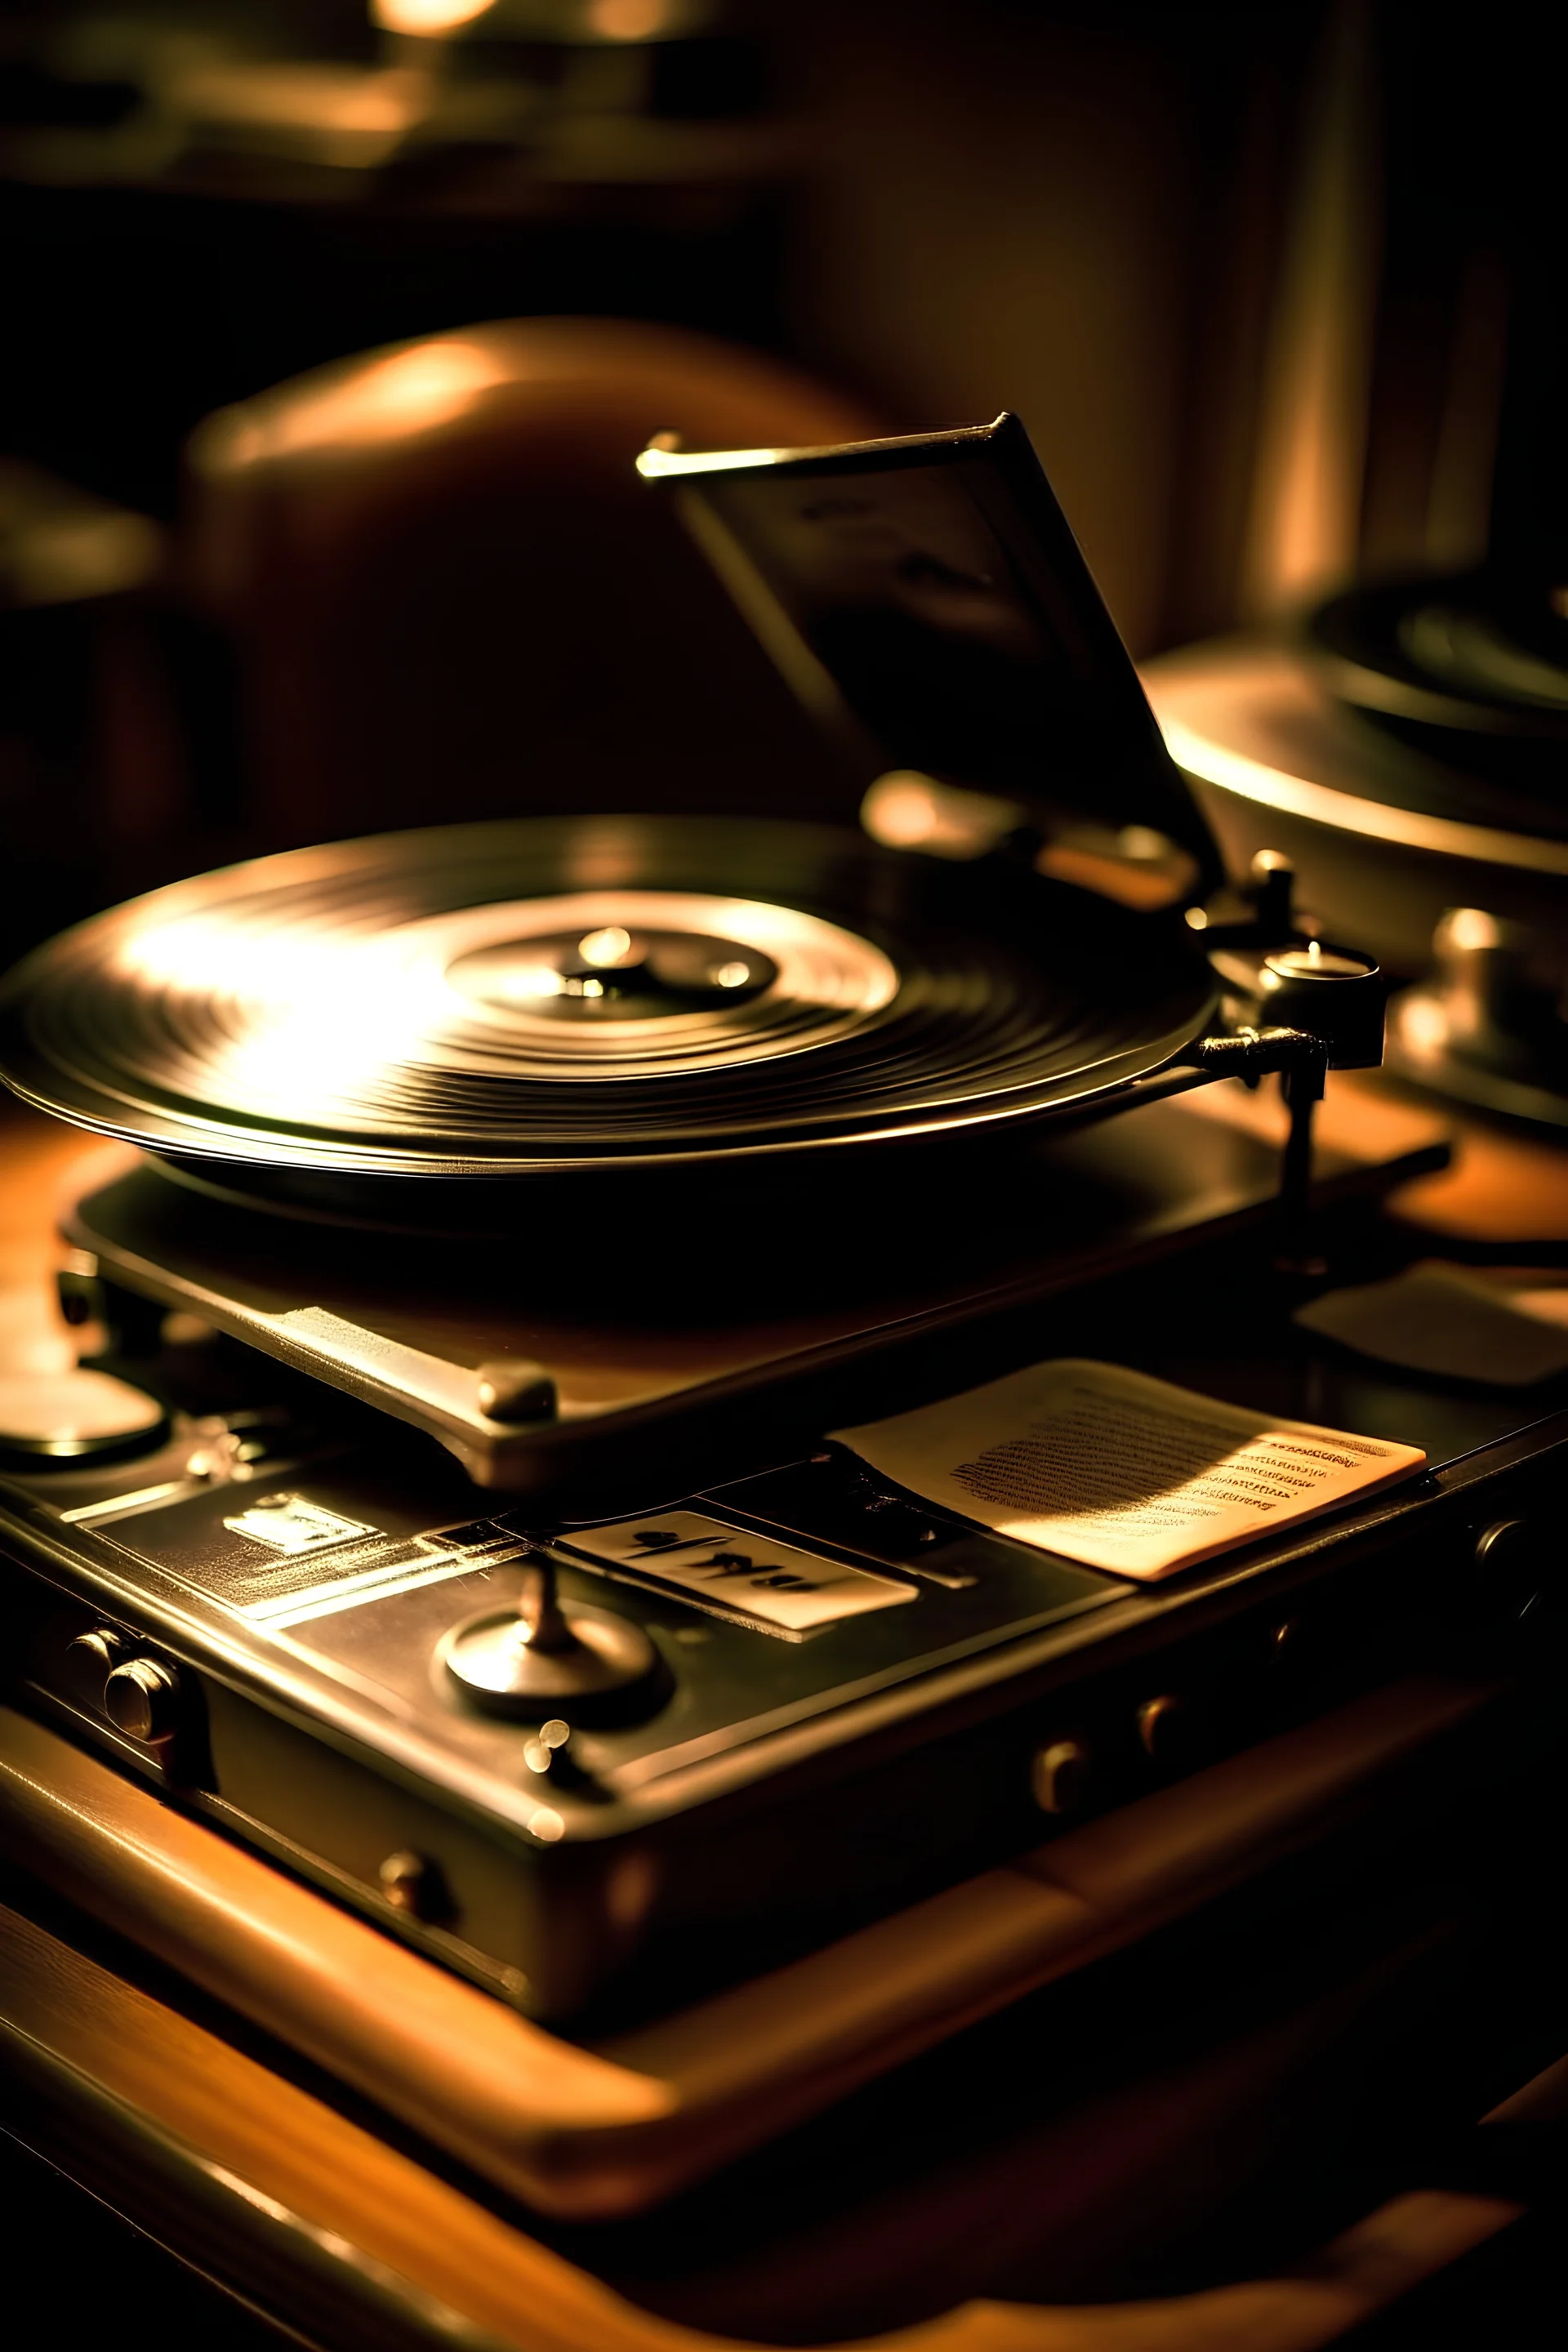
[0,816,1218,1200]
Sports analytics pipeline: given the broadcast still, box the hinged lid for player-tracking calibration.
[641,412,1224,910]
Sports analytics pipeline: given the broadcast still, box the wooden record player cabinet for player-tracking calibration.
[2,1096,1566,2350]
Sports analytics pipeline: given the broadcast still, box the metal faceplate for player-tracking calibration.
[38,1459,1118,1818]
[4,1330,1565,2020]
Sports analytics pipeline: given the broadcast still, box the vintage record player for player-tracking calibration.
[2,418,1565,2231]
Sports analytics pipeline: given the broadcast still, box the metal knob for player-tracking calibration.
[68,1626,123,1673]
[1031,1737,1094,1817]
[439,1550,657,1718]
[1475,1517,1556,1624]
[1136,1692,1197,1766]
[103,1656,180,1743]
[1433,909,1538,1048]
[1258,942,1385,1067]
[1387,910,1568,1122]
[1428,908,1566,1085]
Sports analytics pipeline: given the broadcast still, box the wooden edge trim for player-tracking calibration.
[0,2002,519,2352]
[0,1677,1494,2218]
[0,1899,1523,2352]
[0,1706,673,2184]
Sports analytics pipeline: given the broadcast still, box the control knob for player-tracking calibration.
[1474,1518,1557,1624]
[439,1549,658,1719]
[103,1656,181,1744]
[1137,1691,1202,1768]
[1031,1737,1094,1817]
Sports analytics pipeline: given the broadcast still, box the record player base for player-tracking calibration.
[0,1677,1512,2220]
[0,1750,1539,2352]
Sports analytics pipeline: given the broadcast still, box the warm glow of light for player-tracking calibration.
[713,961,750,989]
[111,890,901,1116]
[504,965,566,999]
[1396,996,1449,1056]
[1036,837,1195,912]
[1443,907,1503,954]
[1515,1288,1568,1330]
[863,773,940,849]
[372,0,497,32]
[118,913,323,999]
[220,341,509,466]
[578,926,635,967]
[637,442,782,479]
[1154,713,1568,877]
[1267,943,1370,978]
[114,914,452,1118]
[861,771,1018,862]
[314,76,420,133]
[588,0,671,36]
[170,63,429,164]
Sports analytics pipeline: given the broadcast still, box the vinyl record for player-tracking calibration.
[0,816,1218,1195]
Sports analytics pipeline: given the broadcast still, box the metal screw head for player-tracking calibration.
[378,1850,444,1921]
[523,1717,577,1777]
[103,1656,180,1743]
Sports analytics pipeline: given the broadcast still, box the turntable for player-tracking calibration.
[2,418,1564,2222]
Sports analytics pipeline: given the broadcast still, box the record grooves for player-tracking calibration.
[0,815,1219,1205]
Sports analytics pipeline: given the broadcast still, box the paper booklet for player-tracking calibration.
[832,1359,1427,1581]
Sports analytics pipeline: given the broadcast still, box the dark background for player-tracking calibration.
[1,0,1562,941]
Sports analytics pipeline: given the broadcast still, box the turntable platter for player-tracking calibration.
[0,815,1218,1188]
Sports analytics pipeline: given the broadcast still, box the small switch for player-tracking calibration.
[103,1657,180,1744]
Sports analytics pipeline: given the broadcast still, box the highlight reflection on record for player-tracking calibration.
[0,814,1218,1178]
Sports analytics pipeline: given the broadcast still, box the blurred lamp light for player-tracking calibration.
[862,772,1022,861]
[207,341,510,468]
[588,0,675,37]
[372,0,499,32]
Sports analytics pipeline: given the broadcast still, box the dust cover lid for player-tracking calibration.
[640,411,1223,911]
